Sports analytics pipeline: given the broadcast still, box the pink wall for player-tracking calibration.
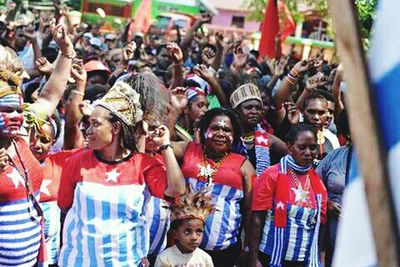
[211,9,260,32]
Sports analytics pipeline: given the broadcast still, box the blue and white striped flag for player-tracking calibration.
[333,0,400,265]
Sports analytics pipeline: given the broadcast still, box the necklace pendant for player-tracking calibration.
[198,163,215,185]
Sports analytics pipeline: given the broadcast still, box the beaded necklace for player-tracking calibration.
[197,152,230,185]
[288,168,313,209]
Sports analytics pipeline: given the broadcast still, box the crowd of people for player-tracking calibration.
[0,3,353,267]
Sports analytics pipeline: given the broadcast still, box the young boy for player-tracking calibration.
[154,186,214,267]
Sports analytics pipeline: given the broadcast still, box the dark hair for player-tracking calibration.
[302,92,327,111]
[316,89,335,103]
[335,109,350,138]
[198,107,242,149]
[285,123,317,144]
[109,113,137,152]
[51,111,62,141]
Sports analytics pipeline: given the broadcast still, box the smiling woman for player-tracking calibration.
[172,107,256,267]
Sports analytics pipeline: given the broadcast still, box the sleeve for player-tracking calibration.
[251,167,278,211]
[57,155,80,210]
[319,178,328,225]
[205,253,215,267]
[143,155,168,199]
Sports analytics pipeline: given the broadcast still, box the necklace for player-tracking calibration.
[288,168,313,209]
[197,152,229,185]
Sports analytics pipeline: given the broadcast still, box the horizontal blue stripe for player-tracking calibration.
[0,192,40,206]
[0,228,41,244]
[373,63,400,150]
[0,207,31,216]
[0,246,39,260]
[0,257,37,267]
[0,223,38,234]
[0,217,39,226]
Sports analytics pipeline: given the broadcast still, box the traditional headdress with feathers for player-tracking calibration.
[170,185,215,223]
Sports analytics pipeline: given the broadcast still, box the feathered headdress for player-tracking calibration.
[171,185,215,223]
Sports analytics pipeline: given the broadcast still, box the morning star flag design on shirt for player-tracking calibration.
[58,150,168,267]
[369,0,400,224]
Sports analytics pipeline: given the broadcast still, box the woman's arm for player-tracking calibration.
[31,20,74,117]
[241,159,256,251]
[249,211,266,267]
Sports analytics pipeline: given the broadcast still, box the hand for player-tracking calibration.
[50,18,74,56]
[140,257,150,267]
[148,125,171,147]
[122,41,136,64]
[291,58,323,76]
[199,11,212,24]
[79,100,94,117]
[166,42,183,64]
[232,41,249,69]
[328,200,342,219]
[193,64,212,80]
[215,32,225,49]
[35,57,53,75]
[306,72,327,92]
[170,87,189,110]
[201,46,216,67]
[0,148,9,171]
[285,102,300,125]
[71,58,87,84]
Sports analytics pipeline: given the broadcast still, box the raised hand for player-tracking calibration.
[170,87,189,111]
[232,41,249,69]
[291,58,323,76]
[201,46,216,67]
[35,57,53,75]
[23,25,37,42]
[122,41,136,64]
[285,101,300,125]
[71,58,87,84]
[166,42,183,64]
[199,11,212,24]
[215,32,225,49]
[305,72,327,92]
[149,125,171,147]
[49,18,75,56]
[193,64,212,80]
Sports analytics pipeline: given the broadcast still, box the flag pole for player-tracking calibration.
[327,0,400,266]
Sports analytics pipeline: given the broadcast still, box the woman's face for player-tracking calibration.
[187,95,209,124]
[204,115,234,154]
[29,123,55,162]
[288,130,318,166]
[86,106,115,150]
[0,106,24,137]
[236,99,263,129]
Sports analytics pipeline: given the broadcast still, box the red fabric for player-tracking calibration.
[57,150,167,210]
[259,0,281,59]
[278,1,296,41]
[252,164,328,226]
[0,137,43,202]
[39,149,82,202]
[128,0,152,40]
[181,142,246,190]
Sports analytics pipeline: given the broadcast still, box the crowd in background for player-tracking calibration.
[0,2,352,267]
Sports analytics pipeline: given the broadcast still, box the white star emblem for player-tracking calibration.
[291,184,309,203]
[198,164,215,178]
[40,180,51,196]
[7,168,25,188]
[256,135,268,146]
[276,201,285,210]
[218,119,226,128]
[105,169,120,183]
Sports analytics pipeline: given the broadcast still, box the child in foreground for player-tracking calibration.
[154,186,215,267]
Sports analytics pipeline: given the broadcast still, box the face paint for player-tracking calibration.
[204,130,214,140]
[0,111,24,137]
[217,119,226,128]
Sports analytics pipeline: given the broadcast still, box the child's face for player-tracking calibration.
[174,218,204,254]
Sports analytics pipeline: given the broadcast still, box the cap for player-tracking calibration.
[84,60,111,75]
[230,83,262,109]
[105,33,116,41]
[89,37,102,49]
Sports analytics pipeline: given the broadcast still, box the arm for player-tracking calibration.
[151,126,185,197]
[180,12,211,54]
[296,72,326,109]
[166,42,184,90]
[31,20,75,117]
[332,64,345,117]
[249,211,266,267]
[212,32,225,71]
[168,87,189,141]
[63,59,87,149]
[268,133,288,164]
[193,64,228,107]
[241,160,256,250]
[109,41,136,82]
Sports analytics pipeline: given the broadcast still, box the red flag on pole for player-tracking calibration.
[259,0,281,59]
[279,1,296,41]
[128,0,152,41]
